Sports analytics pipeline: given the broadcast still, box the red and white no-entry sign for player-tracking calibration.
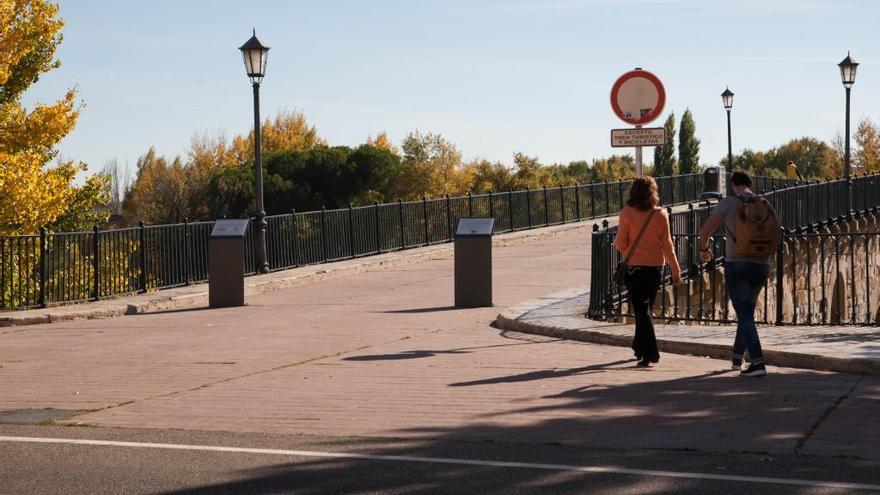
[610,69,666,126]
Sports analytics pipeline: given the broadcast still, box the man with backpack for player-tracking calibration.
[698,171,779,377]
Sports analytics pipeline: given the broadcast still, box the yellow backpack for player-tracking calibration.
[731,195,780,256]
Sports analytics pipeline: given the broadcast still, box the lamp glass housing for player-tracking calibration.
[239,32,270,84]
[838,54,858,88]
[721,88,734,110]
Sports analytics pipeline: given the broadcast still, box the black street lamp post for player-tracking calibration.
[239,30,270,273]
[721,88,734,168]
[721,87,734,191]
[839,52,858,214]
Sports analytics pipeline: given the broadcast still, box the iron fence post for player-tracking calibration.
[775,229,785,324]
[559,185,565,223]
[543,185,549,226]
[589,182,596,218]
[508,189,514,231]
[38,227,47,308]
[183,217,191,285]
[422,196,429,245]
[321,206,328,262]
[526,189,532,228]
[604,181,610,215]
[348,204,355,258]
[575,183,581,221]
[138,221,146,292]
[445,195,452,241]
[291,209,300,266]
[488,190,494,219]
[398,199,405,249]
[467,192,473,217]
[374,202,382,253]
[92,225,100,301]
[688,203,695,236]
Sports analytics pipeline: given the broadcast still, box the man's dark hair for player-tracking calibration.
[730,171,752,187]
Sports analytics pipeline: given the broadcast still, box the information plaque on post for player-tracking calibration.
[454,218,495,308]
[209,219,250,308]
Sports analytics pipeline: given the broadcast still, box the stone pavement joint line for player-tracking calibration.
[75,330,445,422]
[794,375,863,453]
[495,289,880,376]
[2,436,880,491]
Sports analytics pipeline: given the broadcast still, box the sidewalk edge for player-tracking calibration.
[496,294,880,376]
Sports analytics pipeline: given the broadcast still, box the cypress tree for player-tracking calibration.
[653,113,676,176]
[678,109,701,174]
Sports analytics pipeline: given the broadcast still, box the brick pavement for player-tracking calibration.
[1,222,879,459]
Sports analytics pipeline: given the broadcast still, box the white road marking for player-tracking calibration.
[1,435,878,491]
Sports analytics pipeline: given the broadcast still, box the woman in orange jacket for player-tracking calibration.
[614,177,681,367]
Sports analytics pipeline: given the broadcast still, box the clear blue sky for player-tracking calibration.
[24,0,880,176]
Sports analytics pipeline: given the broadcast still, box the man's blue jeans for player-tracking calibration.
[725,261,770,364]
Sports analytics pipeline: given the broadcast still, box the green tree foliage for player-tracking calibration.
[205,144,403,219]
[678,109,700,174]
[511,152,552,189]
[123,117,662,225]
[460,159,516,193]
[725,137,841,180]
[48,172,111,231]
[122,110,324,224]
[563,160,592,183]
[653,113,676,176]
[591,155,635,181]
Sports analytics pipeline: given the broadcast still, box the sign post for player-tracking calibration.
[610,68,666,177]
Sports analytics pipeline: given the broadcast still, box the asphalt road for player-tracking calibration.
[2,425,879,495]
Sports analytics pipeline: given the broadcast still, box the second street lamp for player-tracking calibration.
[239,30,270,274]
[838,52,858,215]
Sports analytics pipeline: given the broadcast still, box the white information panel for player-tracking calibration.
[610,127,666,147]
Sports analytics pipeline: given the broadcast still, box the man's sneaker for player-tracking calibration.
[740,363,766,377]
[731,356,743,370]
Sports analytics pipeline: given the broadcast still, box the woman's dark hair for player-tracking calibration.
[730,171,753,187]
[626,177,660,211]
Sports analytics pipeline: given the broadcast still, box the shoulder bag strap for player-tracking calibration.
[621,208,657,265]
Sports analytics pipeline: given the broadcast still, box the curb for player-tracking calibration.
[0,221,595,328]
[495,293,880,376]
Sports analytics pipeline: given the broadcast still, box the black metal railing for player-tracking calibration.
[588,173,880,325]
[1,174,710,311]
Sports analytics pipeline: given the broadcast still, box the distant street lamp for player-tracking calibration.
[838,52,858,214]
[721,87,734,181]
[239,29,270,273]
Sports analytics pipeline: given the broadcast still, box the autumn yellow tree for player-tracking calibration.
[185,131,236,219]
[227,109,323,165]
[398,131,466,199]
[0,0,107,235]
[855,118,880,174]
[366,131,398,155]
[123,148,188,224]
